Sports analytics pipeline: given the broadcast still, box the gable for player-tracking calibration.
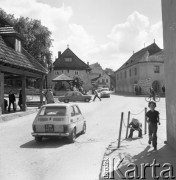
[53,48,91,70]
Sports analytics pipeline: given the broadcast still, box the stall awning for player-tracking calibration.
[52,73,73,82]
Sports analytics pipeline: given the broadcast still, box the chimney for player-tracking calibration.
[133,50,134,54]
[87,62,89,65]
[58,51,61,58]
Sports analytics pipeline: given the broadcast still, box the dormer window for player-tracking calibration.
[15,39,21,52]
[64,58,72,62]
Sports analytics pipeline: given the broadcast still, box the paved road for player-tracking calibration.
[0,94,166,180]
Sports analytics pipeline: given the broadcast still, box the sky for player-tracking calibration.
[0,0,163,70]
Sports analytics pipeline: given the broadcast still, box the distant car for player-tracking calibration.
[100,88,110,98]
[31,104,86,143]
[58,91,92,103]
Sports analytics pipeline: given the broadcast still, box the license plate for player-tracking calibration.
[45,124,54,132]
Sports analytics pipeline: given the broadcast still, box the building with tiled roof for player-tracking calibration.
[0,17,47,114]
[89,62,110,88]
[115,42,165,95]
[47,46,92,92]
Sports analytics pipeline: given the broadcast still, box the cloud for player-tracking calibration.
[0,0,73,31]
[92,11,163,70]
[52,24,98,63]
[53,11,163,71]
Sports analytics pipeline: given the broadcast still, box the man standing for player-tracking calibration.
[8,90,16,112]
[93,89,101,101]
[45,89,55,104]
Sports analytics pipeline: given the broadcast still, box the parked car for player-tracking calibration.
[100,88,110,98]
[31,103,86,143]
[58,91,92,103]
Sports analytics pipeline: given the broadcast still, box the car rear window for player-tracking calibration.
[101,88,109,91]
[39,106,66,116]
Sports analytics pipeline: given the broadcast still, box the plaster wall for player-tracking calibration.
[162,0,176,149]
[115,61,165,94]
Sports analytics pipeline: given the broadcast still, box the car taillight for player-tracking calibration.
[63,125,69,133]
[32,124,36,132]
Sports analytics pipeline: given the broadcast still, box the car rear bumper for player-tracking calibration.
[32,132,70,137]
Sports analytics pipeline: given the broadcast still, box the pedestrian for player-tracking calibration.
[8,90,16,112]
[4,99,8,111]
[128,118,142,138]
[18,90,23,110]
[146,101,160,151]
[162,85,165,94]
[73,85,77,91]
[93,89,101,101]
[45,89,55,104]
[138,86,142,95]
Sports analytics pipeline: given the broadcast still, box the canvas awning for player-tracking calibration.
[52,73,73,82]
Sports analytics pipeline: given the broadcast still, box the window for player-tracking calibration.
[106,79,108,83]
[64,58,72,62]
[15,39,21,52]
[70,106,75,117]
[124,71,127,78]
[102,79,105,83]
[74,106,81,115]
[129,69,131,77]
[154,65,160,73]
[120,72,122,79]
[75,71,79,75]
[134,68,137,75]
[116,74,119,80]
[39,106,66,116]
[67,69,69,73]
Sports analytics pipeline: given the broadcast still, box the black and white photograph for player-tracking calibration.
[0,0,176,179]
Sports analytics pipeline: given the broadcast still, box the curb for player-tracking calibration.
[0,108,39,122]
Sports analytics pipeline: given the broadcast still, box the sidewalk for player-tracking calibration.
[0,107,39,122]
[99,120,176,180]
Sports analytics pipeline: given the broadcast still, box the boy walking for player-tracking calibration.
[146,101,160,151]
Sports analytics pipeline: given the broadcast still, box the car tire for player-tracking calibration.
[35,136,42,142]
[69,128,76,143]
[81,122,86,134]
[85,98,90,102]
[64,99,69,103]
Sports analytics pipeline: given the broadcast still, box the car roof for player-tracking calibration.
[41,103,78,108]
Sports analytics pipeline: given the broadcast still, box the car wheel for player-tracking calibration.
[35,136,42,142]
[81,123,86,134]
[64,99,69,103]
[69,128,76,143]
[85,98,90,102]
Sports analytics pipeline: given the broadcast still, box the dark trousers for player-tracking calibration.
[148,123,158,148]
[8,101,16,112]
[128,128,142,138]
[93,94,101,101]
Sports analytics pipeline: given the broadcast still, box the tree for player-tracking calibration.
[0,8,53,70]
[73,76,84,89]
[104,68,114,75]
